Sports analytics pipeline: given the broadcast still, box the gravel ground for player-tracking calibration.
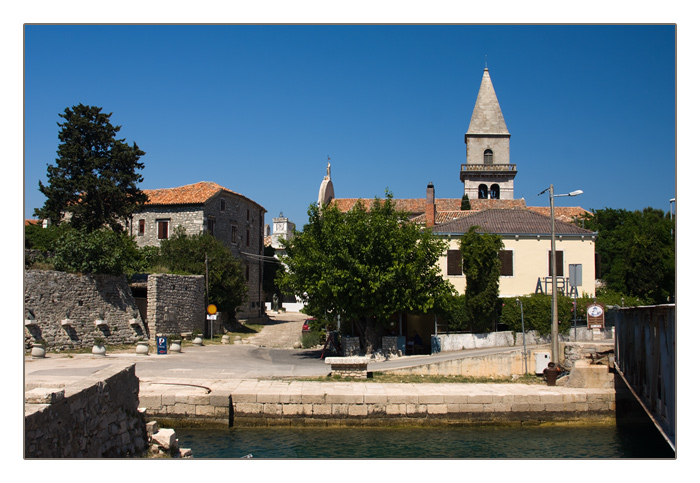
[245,311,309,349]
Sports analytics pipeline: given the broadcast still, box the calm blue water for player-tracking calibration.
[175,423,674,459]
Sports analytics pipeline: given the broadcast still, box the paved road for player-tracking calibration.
[24,311,547,383]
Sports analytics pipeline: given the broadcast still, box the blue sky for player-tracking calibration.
[24,24,676,230]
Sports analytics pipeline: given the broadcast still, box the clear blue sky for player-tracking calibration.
[24,24,676,230]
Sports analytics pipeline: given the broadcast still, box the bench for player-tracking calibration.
[324,356,371,379]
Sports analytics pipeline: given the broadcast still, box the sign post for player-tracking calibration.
[587,303,605,341]
[157,335,167,355]
[206,304,218,340]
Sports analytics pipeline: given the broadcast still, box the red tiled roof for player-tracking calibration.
[143,181,265,211]
[25,219,40,226]
[527,206,591,223]
[331,198,462,214]
[332,196,586,224]
[434,208,595,236]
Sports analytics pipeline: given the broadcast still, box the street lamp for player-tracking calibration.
[516,299,527,374]
[548,185,583,365]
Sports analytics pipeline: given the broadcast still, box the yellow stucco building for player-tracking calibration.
[435,208,597,298]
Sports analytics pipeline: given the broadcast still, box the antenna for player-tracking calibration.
[485,55,488,69]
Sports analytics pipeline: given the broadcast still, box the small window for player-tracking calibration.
[490,184,500,200]
[499,250,513,276]
[231,225,238,244]
[484,149,493,165]
[138,219,145,236]
[207,218,216,235]
[220,199,226,211]
[478,184,489,200]
[447,250,462,276]
[245,264,250,281]
[548,250,564,277]
[157,220,169,240]
[246,228,250,247]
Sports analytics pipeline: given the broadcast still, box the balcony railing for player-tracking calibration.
[461,163,517,172]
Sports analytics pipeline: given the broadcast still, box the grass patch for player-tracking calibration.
[300,373,545,384]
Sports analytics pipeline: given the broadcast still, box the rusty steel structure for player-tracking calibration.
[613,305,676,451]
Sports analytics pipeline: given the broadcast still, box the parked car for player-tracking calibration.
[302,318,315,333]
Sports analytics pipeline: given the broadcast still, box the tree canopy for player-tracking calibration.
[35,104,147,231]
[460,225,504,332]
[278,194,454,352]
[158,228,248,314]
[582,207,674,304]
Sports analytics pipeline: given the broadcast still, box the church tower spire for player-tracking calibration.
[460,67,517,201]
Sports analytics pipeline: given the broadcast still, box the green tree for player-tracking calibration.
[35,104,147,231]
[278,193,453,352]
[460,226,504,333]
[582,207,674,304]
[460,194,471,210]
[158,229,248,314]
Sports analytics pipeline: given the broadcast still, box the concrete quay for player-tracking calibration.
[24,344,616,429]
[139,377,616,428]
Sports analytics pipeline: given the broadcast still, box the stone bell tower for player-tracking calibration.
[460,68,517,200]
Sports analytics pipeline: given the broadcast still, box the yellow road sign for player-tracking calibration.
[207,304,217,315]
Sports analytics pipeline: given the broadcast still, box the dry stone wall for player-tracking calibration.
[24,270,147,350]
[25,363,147,458]
[147,273,206,339]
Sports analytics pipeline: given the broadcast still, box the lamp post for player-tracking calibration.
[516,298,527,374]
[548,185,583,364]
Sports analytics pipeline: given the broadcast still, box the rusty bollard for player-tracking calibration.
[543,362,560,386]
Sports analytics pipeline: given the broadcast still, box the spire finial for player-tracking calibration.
[485,55,488,70]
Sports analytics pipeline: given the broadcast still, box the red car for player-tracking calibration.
[302,318,315,333]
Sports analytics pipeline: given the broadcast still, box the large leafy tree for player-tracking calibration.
[278,194,453,352]
[460,225,504,333]
[582,207,674,304]
[158,229,248,315]
[35,104,147,231]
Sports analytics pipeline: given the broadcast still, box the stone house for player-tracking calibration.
[126,181,266,319]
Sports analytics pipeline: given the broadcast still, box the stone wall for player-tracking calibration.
[24,270,147,350]
[139,380,615,427]
[25,363,147,458]
[434,327,614,354]
[147,273,206,339]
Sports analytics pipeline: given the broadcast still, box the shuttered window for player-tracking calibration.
[447,250,462,276]
[138,219,145,236]
[157,220,169,240]
[499,250,513,276]
[548,250,564,277]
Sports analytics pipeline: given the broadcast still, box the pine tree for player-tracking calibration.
[35,104,147,232]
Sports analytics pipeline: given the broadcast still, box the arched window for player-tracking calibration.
[490,184,500,200]
[484,149,493,165]
[478,184,489,199]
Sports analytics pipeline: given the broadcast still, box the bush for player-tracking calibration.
[301,331,323,349]
[53,227,142,275]
[499,293,572,335]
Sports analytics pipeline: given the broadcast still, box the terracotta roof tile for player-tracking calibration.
[143,181,265,211]
[434,208,595,236]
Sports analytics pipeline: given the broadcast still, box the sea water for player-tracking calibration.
[175,422,674,459]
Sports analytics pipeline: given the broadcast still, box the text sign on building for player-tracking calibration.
[586,303,605,329]
[157,336,168,355]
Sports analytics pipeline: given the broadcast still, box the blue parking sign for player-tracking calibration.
[157,336,168,354]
